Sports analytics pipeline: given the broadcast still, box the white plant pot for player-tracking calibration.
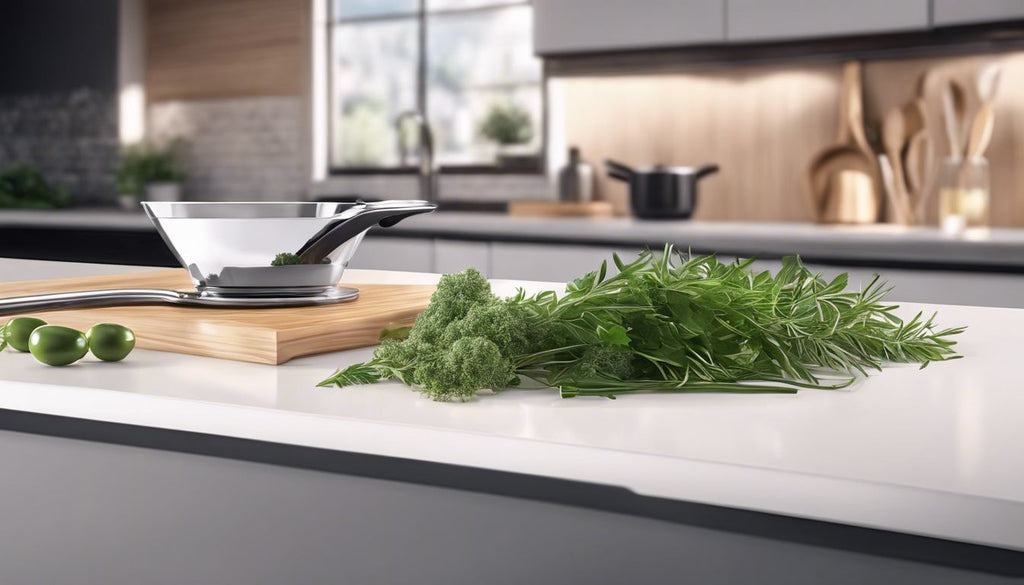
[117,194,139,212]
[145,182,183,202]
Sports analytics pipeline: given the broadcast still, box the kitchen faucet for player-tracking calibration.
[395,111,438,203]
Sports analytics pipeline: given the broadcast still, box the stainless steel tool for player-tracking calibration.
[0,200,436,315]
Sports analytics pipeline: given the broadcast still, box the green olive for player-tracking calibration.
[28,325,89,366]
[86,323,135,362]
[3,317,48,352]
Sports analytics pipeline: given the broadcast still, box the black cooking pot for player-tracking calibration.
[606,159,719,219]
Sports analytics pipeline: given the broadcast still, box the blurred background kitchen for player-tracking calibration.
[2,0,1024,306]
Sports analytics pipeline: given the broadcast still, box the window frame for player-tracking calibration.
[326,0,547,176]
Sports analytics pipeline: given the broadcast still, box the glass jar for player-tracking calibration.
[938,156,990,235]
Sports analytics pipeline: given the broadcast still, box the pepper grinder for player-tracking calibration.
[557,146,594,203]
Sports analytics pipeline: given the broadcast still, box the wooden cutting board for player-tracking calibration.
[508,201,615,218]
[0,270,435,365]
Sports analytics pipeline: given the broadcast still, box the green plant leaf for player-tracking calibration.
[597,325,631,346]
[317,363,383,388]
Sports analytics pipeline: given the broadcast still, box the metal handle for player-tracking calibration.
[694,164,720,181]
[605,159,635,183]
[0,289,189,316]
[296,200,436,264]
[0,287,362,314]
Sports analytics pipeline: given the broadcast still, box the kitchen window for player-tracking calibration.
[329,0,544,174]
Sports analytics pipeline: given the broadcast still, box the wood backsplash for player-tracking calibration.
[146,0,306,102]
[560,51,1024,226]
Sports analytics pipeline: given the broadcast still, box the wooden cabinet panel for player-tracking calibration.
[146,0,306,102]
[726,0,929,42]
[533,0,724,55]
[932,0,1024,27]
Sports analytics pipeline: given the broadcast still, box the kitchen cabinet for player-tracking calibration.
[932,0,1024,27]
[347,237,434,273]
[803,263,1024,308]
[533,0,724,55]
[0,428,1015,585]
[726,0,929,42]
[433,239,490,277]
[490,242,642,282]
[359,236,1024,309]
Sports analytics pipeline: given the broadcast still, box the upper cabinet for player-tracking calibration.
[533,0,725,55]
[534,0,1024,57]
[726,0,929,42]
[932,0,1024,27]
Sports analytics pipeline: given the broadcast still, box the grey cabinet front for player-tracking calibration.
[726,0,929,42]
[533,0,724,55]
[932,0,1024,27]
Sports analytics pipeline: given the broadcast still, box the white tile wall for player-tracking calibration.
[148,96,306,201]
[148,95,554,203]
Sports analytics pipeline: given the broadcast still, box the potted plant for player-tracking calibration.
[115,143,186,211]
[0,164,71,209]
[478,102,536,169]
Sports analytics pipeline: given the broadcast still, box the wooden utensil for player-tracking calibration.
[942,79,968,157]
[806,145,878,223]
[877,154,911,225]
[881,107,914,223]
[977,62,1002,104]
[0,270,436,365]
[901,98,927,138]
[805,62,879,223]
[966,102,995,160]
[837,62,873,155]
[904,130,924,195]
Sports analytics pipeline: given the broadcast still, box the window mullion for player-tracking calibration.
[417,0,428,116]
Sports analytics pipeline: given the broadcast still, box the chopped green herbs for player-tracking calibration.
[271,252,302,266]
[319,246,964,401]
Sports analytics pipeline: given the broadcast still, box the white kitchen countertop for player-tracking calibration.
[0,259,1022,553]
[3,208,1024,270]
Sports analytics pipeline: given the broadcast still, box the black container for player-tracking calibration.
[606,159,719,219]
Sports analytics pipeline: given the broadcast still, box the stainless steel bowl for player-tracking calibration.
[143,200,435,297]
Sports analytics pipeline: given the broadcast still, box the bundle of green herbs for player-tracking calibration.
[319,247,964,401]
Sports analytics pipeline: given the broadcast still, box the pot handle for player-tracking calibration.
[605,159,635,183]
[296,200,436,264]
[694,164,720,180]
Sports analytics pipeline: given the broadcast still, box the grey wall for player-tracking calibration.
[0,0,120,204]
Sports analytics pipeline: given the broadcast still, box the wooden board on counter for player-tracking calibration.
[0,270,435,365]
[508,201,615,218]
